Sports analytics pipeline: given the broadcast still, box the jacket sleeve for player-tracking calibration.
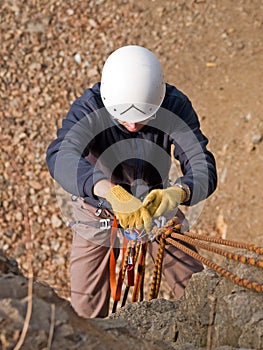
[169,95,217,206]
[46,94,108,200]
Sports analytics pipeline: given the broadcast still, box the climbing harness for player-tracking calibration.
[110,215,263,313]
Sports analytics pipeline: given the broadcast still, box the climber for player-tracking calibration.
[46,45,217,318]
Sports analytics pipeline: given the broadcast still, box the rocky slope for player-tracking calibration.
[1,250,262,349]
[1,0,263,299]
[1,0,263,348]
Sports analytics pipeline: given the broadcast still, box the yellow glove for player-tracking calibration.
[105,185,152,233]
[143,186,186,217]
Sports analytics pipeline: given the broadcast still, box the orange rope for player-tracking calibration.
[112,215,263,312]
[184,231,263,255]
[166,236,263,293]
[109,217,119,302]
[132,242,148,302]
[111,226,129,313]
[148,235,166,300]
[171,232,263,268]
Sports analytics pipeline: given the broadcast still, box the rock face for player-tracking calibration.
[0,250,262,350]
[111,271,263,350]
[110,252,263,350]
[0,250,173,350]
[174,266,263,349]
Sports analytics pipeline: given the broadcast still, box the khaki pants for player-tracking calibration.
[69,197,203,318]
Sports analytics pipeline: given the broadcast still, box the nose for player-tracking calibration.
[125,122,138,130]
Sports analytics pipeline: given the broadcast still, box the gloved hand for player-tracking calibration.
[105,185,152,233]
[143,186,186,217]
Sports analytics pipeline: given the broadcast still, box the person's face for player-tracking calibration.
[116,114,156,132]
[117,120,147,132]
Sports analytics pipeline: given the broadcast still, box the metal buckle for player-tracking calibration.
[153,216,166,228]
[99,218,111,230]
[95,208,102,217]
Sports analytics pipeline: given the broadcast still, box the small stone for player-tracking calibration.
[251,133,263,145]
[51,214,62,228]
[15,212,23,221]
[74,53,82,64]
[67,9,74,15]
[30,181,42,190]
[31,222,41,234]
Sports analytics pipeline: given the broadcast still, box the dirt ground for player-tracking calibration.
[1,0,263,301]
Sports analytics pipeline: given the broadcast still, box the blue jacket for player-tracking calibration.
[46,82,217,208]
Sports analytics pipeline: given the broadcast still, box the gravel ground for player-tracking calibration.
[1,0,263,302]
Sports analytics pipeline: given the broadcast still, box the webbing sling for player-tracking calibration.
[109,217,118,301]
[110,217,130,313]
[109,219,149,312]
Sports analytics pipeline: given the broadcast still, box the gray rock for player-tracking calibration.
[109,298,179,344]
[0,251,262,349]
[112,252,263,350]
[0,253,172,350]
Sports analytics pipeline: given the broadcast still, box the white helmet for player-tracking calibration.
[100,45,166,123]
